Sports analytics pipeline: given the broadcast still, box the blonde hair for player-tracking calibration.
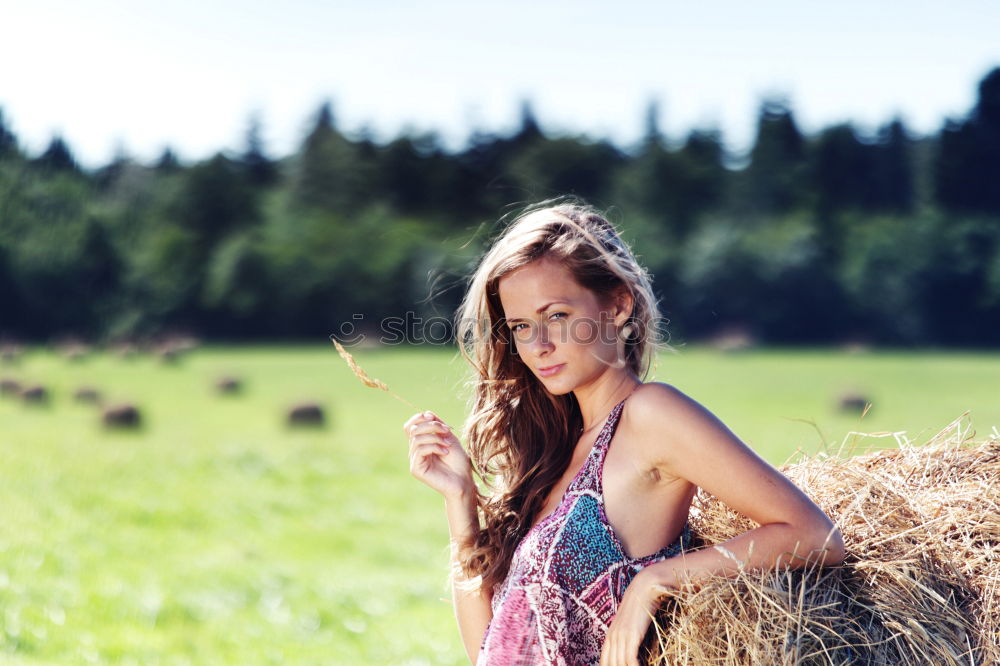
[454,199,667,592]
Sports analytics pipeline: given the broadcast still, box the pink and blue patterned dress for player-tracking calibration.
[477,396,691,666]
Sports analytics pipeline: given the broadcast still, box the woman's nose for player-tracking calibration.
[527,325,554,354]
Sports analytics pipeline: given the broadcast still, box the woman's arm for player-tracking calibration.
[404,411,493,664]
[600,383,845,666]
[444,485,494,664]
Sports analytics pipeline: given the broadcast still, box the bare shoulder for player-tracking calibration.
[626,381,693,415]
[622,382,842,546]
[622,381,749,468]
[625,381,718,436]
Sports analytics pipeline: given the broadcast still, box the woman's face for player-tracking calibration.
[497,256,630,395]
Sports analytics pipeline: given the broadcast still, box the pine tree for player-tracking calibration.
[154,147,181,173]
[871,118,914,214]
[34,135,79,172]
[241,112,277,186]
[742,98,807,213]
[934,67,1000,214]
[0,108,18,160]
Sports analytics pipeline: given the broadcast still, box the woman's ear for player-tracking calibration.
[612,287,633,328]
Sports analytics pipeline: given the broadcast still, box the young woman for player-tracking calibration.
[403,202,845,666]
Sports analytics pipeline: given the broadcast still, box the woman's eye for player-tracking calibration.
[510,314,565,333]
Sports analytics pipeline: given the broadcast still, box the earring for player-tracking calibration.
[613,323,634,369]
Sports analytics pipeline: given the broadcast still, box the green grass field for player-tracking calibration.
[1,344,998,665]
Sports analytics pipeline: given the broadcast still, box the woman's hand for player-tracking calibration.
[600,567,674,666]
[403,410,474,499]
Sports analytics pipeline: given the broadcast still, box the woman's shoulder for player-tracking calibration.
[619,382,713,462]
[625,381,692,423]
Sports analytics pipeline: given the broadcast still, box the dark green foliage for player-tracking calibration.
[810,123,876,218]
[290,101,377,214]
[155,147,181,173]
[1,67,998,345]
[934,67,1000,214]
[377,133,453,217]
[33,135,80,173]
[872,119,915,214]
[736,98,808,214]
[94,146,132,192]
[508,136,624,204]
[675,212,847,343]
[0,108,18,161]
[0,169,118,337]
[0,242,24,328]
[615,128,727,241]
[174,153,258,246]
[836,212,1000,344]
[241,113,278,187]
[514,100,543,146]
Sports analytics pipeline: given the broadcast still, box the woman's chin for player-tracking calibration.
[537,376,574,395]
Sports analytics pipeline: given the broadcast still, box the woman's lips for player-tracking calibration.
[538,363,565,377]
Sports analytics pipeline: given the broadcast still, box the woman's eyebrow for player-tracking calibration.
[506,300,571,324]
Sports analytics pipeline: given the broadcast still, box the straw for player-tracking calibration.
[330,338,420,411]
[643,416,1000,665]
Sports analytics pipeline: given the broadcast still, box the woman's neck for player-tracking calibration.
[574,371,642,433]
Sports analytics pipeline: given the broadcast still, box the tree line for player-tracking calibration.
[1,67,999,346]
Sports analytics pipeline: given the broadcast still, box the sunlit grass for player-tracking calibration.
[0,344,997,664]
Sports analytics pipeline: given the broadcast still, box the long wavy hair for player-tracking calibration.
[453,200,667,593]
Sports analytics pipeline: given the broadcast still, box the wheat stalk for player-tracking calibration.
[331,338,419,411]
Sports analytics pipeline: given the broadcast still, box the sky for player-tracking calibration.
[1,0,998,169]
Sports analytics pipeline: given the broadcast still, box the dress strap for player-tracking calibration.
[573,397,628,492]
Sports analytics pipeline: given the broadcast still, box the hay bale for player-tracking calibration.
[110,342,139,360]
[215,376,243,395]
[20,384,49,404]
[57,340,91,362]
[0,344,22,365]
[157,347,181,364]
[837,392,871,414]
[839,340,872,354]
[707,325,756,353]
[1,378,21,397]
[74,386,102,404]
[156,335,199,359]
[645,418,1000,666]
[102,403,142,429]
[166,335,200,352]
[287,403,325,428]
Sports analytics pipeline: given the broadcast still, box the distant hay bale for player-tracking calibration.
[157,347,181,364]
[168,335,200,352]
[0,344,22,365]
[110,342,139,360]
[0,378,21,397]
[102,403,142,429]
[74,386,102,404]
[152,334,200,365]
[644,417,999,666]
[20,384,49,404]
[156,335,199,361]
[837,392,871,415]
[287,403,325,428]
[215,376,243,395]
[57,340,91,362]
[839,340,872,354]
[707,326,756,353]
